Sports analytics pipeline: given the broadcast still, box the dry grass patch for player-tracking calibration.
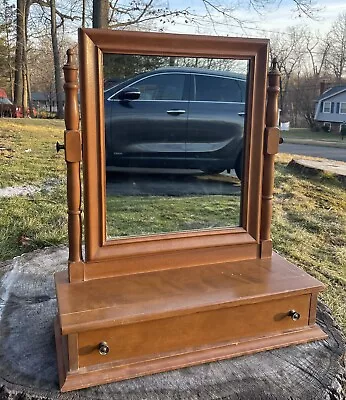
[0,118,65,188]
[273,154,346,333]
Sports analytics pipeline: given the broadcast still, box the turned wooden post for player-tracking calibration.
[63,49,84,282]
[260,58,280,258]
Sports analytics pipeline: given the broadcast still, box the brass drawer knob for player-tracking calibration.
[98,342,110,355]
[288,310,301,321]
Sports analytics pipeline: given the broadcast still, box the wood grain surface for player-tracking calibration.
[1,247,344,399]
[55,253,323,333]
[54,252,326,391]
[78,29,268,271]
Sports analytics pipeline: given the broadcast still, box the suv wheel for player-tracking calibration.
[235,152,243,180]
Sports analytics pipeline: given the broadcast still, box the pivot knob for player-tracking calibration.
[56,141,65,153]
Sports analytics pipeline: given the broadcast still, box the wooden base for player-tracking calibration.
[55,253,327,392]
[55,319,326,392]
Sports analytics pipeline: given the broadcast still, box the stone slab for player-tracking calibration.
[289,158,346,184]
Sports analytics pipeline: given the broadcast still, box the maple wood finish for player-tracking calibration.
[260,59,281,258]
[63,49,84,282]
[78,29,268,276]
[55,29,327,392]
[55,254,327,391]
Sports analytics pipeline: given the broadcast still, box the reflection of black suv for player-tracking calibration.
[105,67,247,179]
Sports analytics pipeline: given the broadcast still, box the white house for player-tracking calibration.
[314,85,346,132]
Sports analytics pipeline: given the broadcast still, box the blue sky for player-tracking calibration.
[164,0,346,37]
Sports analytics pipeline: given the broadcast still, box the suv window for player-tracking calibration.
[195,75,244,103]
[127,73,185,101]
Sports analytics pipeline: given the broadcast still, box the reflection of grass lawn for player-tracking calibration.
[106,195,241,238]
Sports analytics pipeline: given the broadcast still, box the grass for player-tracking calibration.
[0,118,68,262]
[283,127,345,143]
[0,119,345,333]
[106,195,240,238]
[0,118,66,188]
[0,184,68,261]
[272,153,346,332]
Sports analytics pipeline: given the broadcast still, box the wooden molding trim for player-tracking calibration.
[56,319,326,392]
[78,29,270,278]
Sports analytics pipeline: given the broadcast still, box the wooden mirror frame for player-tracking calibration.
[71,29,273,282]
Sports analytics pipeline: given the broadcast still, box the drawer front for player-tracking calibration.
[78,294,311,368]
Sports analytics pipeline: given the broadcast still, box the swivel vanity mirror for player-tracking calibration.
[103,54,248,239]
[54,29,327,392]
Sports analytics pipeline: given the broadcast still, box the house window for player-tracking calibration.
[323,102,331,113]
[340,102,346,114]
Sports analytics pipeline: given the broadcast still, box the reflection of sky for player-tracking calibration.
[164,0,346,37]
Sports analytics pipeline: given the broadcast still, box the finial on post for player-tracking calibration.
[270,57,280,75]
[65,48,77,69]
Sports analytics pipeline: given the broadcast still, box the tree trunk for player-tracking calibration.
[50,0,64,119]
[24,0,34,116]
[26,63,34,117]
[82,0,86,27]
[93,0,108,28]
[3,2,15,101]
[21,0,30,116]
[22,68,27,110]
[14,0,25,107]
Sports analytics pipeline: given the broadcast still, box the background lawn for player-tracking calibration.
[0,119,345,333]
[0,118,66,188]
[282,127,346,143]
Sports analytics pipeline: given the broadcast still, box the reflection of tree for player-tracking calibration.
[103,55,248,83]
[104,54,169,81]
[174,57,247,74]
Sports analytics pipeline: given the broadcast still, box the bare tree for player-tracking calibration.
[197,0,319,29]
[107,0,189,29]
[268,24,341,129]
[324,12,346,81]
[269,26,307,119]
[305,29,330,78]
[0,0,16,96]
[82,0,86,27]
[50,0,64,118]
[296,29,331,128]
[11,0,319,117]
[91,0,319,37]
[13,0,79,114]
[92,0,107,28]
[14,0,25,106]
[29,37,55,93]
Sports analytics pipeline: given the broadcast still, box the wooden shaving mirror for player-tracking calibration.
[54,29,327,392]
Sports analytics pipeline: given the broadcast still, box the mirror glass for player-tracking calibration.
[103,54,249,239]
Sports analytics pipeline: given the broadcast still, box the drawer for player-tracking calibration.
[78,294,311,368]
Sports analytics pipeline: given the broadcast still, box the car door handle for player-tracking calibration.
[238,112,245,117]
[167,109,186,115]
